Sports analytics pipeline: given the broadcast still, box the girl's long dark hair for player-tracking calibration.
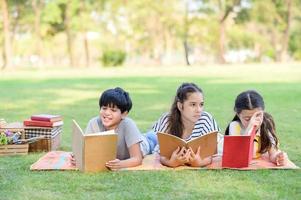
[260,112,278,153]
[167,83,203,138]
[225,90,278,153]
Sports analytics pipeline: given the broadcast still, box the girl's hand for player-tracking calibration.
[247,111,264,134]
[275,151,288,166]
[169,146,189,167]
[187,147,202,167]
[105,159,122,170]
[187,147,212,167]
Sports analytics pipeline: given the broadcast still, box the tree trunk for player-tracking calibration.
[83,33,90,67]
[183,0,190,66]
[80,0,89,67]
[32,0,43,66]
[280,0,292,62]
[65,1,75,67]
[217,0,241,64]
[183,41,190,66]
[218,20,226,64]
[1,0,13,69]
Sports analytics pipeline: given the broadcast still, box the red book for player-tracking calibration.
[24,119,63,127]
[31,114,62,122]
[222,127,256,168]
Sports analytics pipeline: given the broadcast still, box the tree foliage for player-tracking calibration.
[0,0,300,68]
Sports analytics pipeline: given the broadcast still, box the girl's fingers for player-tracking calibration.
[276,152,288,166]
[189,147,195,157]
[179,146,186,155]
[171,147,180,157]
[196,146,201,156]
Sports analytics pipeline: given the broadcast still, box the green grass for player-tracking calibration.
[0,64,300,200]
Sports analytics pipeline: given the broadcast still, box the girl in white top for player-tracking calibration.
[224,90,288,165]
[152,83,220,167]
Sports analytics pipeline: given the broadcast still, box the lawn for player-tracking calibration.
[0,63,300,200]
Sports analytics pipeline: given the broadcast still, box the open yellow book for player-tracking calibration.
[72,120,118,172]
[158,131,218,159]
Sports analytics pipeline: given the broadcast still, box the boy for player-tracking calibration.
[85,87,144,170]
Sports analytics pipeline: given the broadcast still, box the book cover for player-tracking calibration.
[24,119,63,127]
[31,114,62,122]
[72,120,118,172]
[222,127,257,168]
[157,131,218,159]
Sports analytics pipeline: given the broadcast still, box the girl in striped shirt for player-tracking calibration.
[150,83,220,167]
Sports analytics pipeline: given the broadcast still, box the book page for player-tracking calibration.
[158,132,186,159]
[72,120,84,171]
[85,130,116,137]
[187,131,218,158]
[84,134,117,172]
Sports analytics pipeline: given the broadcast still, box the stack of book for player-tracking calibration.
[23,114,63,152]
[24,114,63,128]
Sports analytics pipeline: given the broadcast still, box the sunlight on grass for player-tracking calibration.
[45,89,98,108]
[0,64,300,200]
[1,63,301,83]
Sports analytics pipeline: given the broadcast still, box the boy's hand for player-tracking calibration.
[275,151,288,166]
[70,153,76,166]
[169,146,189,167]
[106,159,122,170]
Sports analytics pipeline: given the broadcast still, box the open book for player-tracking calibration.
[222,127,257,168]
[72,120,118,172]
[157,131,218,159]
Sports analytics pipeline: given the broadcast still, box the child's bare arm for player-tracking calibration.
[268,146,288,166]
[106,143,142,170]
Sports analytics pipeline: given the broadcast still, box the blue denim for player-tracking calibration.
[145,130,158,153]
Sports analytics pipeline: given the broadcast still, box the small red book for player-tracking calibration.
[31,114,62,122]
[24,119,63,127]
[222,127,256,168]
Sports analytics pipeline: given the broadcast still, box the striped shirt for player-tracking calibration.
[152,111,220,141]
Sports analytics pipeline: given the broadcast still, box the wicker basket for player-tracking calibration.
[0,144,29,156]
[24,126,62,152]
[28,133,61,152]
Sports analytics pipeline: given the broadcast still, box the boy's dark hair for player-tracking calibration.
[99,87,132,113]
[167,83,203,138]
[225,90,278,153]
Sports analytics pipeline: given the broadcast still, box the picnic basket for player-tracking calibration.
[0,122,28,156]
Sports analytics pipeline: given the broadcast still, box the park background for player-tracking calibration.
[0,0,300,199]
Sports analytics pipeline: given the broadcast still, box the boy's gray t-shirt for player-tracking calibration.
[85,116,143,160]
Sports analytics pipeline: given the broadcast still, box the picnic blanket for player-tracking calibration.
[30,151,77,171]
[30,151,299,171]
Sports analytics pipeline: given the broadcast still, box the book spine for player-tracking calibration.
[30,117,62,122]
[24,120,63,127]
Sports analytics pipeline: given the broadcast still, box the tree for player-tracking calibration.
[64,0,76,67]
[216,0,241,64]
[31,0,44,64]
[1,0,13,69]
[249,0,294,62]
[183,0,190,65]
[279,0,292,62]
